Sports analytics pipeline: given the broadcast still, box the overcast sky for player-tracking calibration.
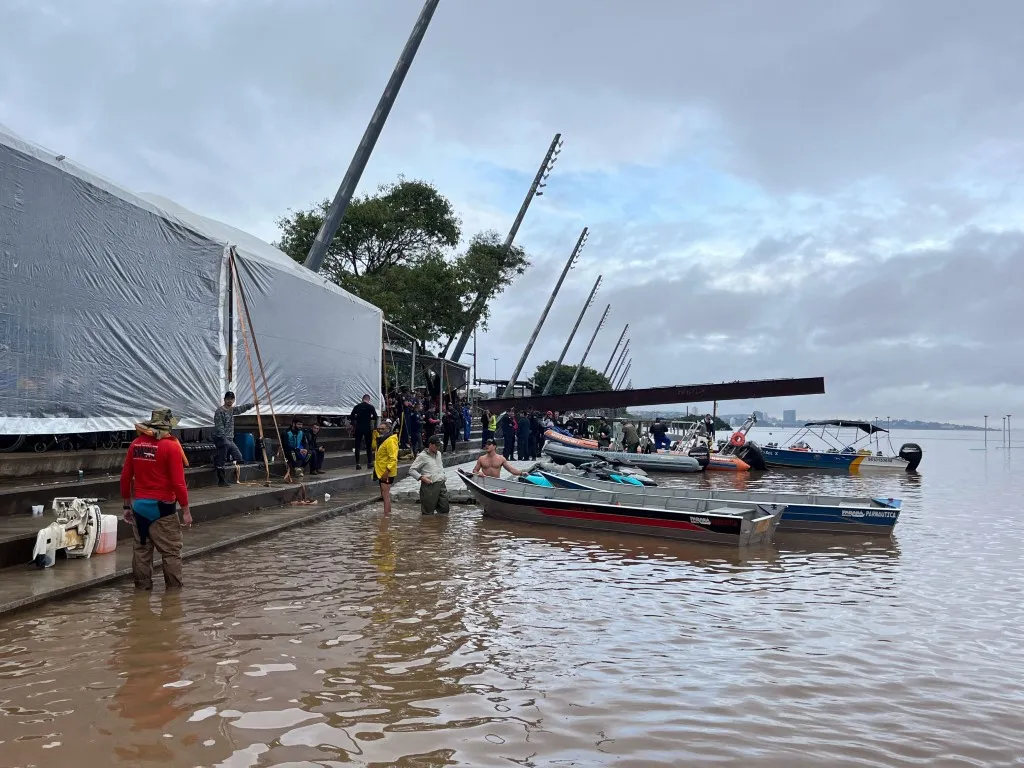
[3,0,1021,424]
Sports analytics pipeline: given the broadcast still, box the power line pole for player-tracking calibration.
[449,133,563,362]
[609,339,630,382]
[502,228,588,397]
[566,304,610,394]
[602,323,628,376]
[541,274,602,395]
[304,0,441,273]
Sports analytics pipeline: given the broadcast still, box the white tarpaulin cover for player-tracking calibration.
[143,196,383,417]
[0,125,382,435]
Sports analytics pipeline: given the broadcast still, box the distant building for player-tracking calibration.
[753,410,767,423]
[783,409,796,425]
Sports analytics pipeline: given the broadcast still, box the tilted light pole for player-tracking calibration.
[609,339,630,383]
[502,228,589,397]
[450,133,564,362]
[304,0,441,273]
[541,274,602,395]
[603,323,628,376]
[566,304,610,394]
[615,360,632,390]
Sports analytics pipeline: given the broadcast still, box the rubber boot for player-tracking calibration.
[216,467,229,487]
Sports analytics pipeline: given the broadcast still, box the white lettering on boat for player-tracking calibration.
[841,509,898,519]
[690,517,711,526]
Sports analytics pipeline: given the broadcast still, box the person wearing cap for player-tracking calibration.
[408,435,449,515]
[374,419,399,516]
[120,408,192,590]
[473,438,527,478]
[213,391,253,487]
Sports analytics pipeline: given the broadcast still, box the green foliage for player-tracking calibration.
[276,180,529,349]
[531,361,613,396]
[446,231,528,343]
[349,253,465,345]
[277,179,461,279]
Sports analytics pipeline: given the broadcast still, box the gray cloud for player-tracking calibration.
[2,0,1022,421]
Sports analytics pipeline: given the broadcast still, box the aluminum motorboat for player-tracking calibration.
[534,469,902,535]
[458,469,783,546]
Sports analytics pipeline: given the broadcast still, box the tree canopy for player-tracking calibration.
[531,361,613,396]
[276,179,528,349]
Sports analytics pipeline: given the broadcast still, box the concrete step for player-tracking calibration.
[0,427,485,481]
[0,449,478,571]
[0,450,369,517]
[0,487,381,618]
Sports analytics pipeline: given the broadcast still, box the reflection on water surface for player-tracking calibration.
[0,431,1021,766]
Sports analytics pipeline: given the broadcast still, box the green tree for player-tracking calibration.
[276,179,461,280]
[440,231,529,355]
[276,181,529,350]
[352,253,465,344]
[531,361,613,396]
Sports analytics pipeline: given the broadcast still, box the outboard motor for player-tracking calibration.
[736,442,768,471]
[687,444,710,469]
[31,497,102,568]
[898,443,923,472]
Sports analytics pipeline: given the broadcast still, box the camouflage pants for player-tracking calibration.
[132,514,183,590]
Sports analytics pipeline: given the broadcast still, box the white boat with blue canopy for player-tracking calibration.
[532,469,902,535]
[761,420,923,473]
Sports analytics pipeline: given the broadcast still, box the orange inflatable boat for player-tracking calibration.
[544,429,599,450]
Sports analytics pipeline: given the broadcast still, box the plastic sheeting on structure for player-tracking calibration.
[0,124,383,435]
[230,249,380,415]
[140,194,383,419]
[0,126,225,433]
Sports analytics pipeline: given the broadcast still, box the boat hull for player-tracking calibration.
[705,454,750,471]
[761,447,911,473]
[536,471,901,535]
[543,440,701,473]
[543,429,599,450]
[459,471,781,547]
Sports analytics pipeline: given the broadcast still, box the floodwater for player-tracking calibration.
[1,430,1021,767]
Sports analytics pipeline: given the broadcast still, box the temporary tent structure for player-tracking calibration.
[0,124,382,435]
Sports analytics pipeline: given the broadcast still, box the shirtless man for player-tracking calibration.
[472,438,526,478]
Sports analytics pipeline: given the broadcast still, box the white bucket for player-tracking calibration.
[94,514,118,555]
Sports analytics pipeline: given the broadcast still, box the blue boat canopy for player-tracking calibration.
[803,420,887,434]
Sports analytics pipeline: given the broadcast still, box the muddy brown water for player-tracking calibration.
[1,431,1022,767]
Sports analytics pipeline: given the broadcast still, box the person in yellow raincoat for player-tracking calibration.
[374,420,399,516]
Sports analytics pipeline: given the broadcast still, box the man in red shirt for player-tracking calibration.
[120,408,192,590]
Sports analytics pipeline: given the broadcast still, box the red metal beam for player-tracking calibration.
[481,376,825,413]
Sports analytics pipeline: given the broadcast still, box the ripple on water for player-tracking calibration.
[0,433,1022,765]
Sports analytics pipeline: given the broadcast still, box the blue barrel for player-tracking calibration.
[236,432,256,462]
